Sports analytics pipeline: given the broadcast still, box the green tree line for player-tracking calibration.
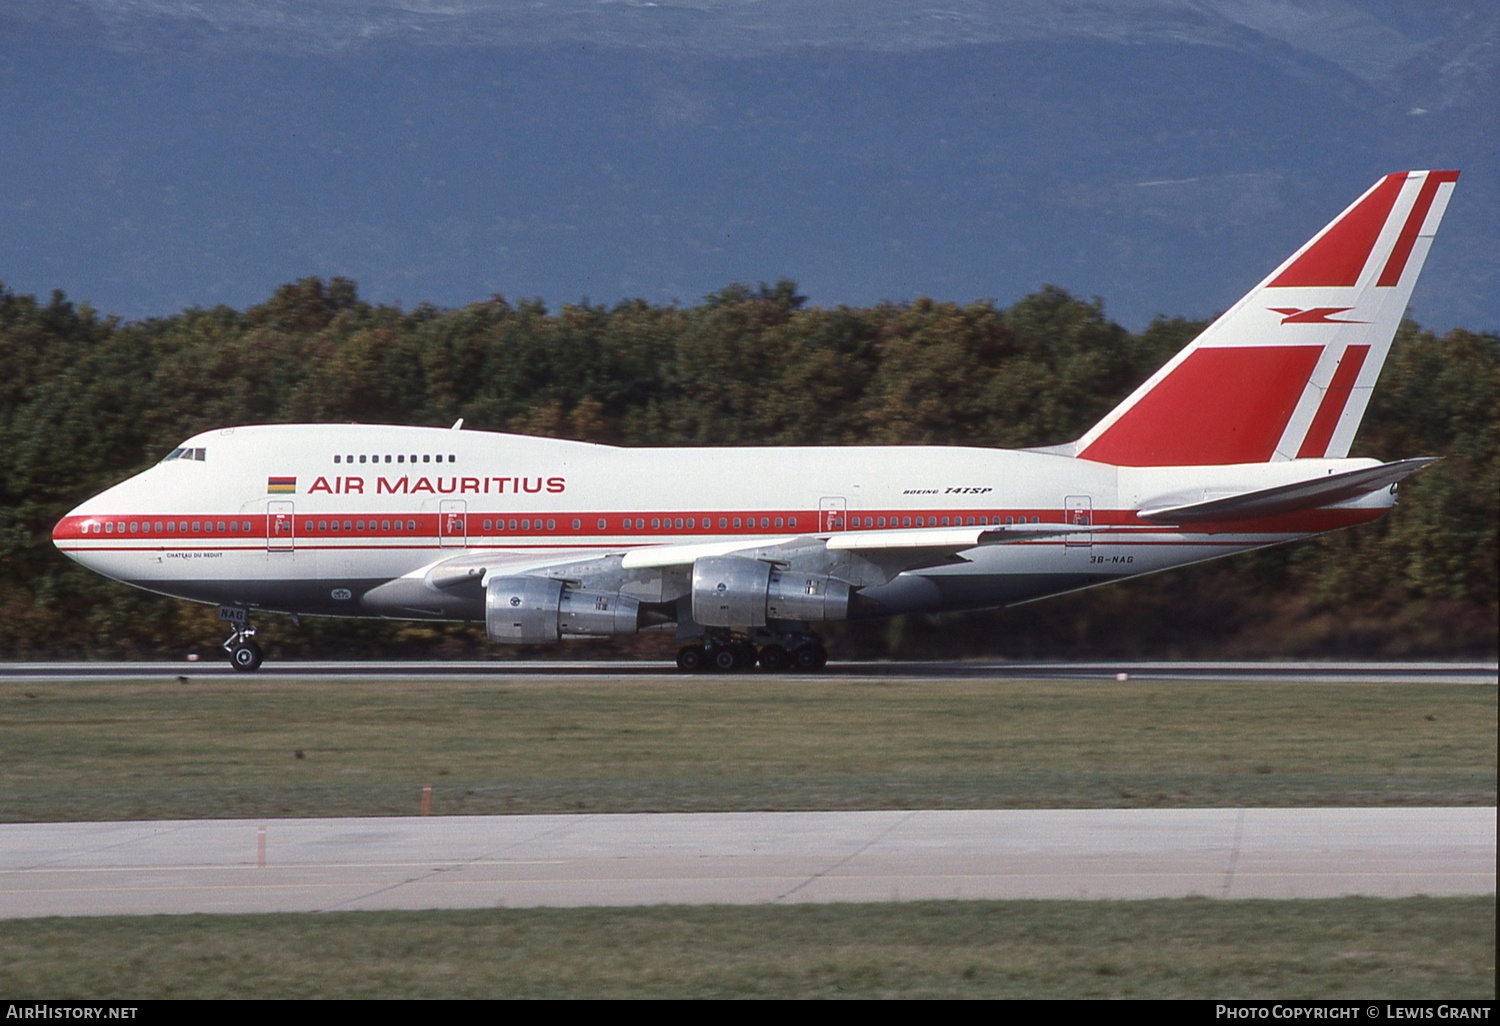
[1,277,1494,660]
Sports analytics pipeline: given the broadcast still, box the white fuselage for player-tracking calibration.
[53,423,1391,625]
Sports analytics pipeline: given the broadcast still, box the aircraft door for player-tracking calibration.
[1064,495,1093,549]
[819,496,848,532]
[267,500,295,552]
[440,500,467,547]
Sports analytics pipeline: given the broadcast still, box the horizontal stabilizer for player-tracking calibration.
[1138,458,1436,523]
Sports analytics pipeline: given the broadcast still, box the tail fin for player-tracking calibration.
[1072,170,1459,467]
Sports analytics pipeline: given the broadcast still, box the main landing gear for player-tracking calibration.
[675,633,828,674]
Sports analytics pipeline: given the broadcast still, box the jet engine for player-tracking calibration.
[485,576,641,643]
[690,555,852,627]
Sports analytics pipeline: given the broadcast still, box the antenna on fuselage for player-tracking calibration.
[451,418,464,430]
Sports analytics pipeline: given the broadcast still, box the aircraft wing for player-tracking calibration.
[1137,458,1436,523]
[417,522,1091,594]
[422,548,608,590]
[617,522,1089,570]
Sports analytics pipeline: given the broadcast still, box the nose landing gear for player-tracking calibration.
[218,605,263,672]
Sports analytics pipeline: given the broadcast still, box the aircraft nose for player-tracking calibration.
[53,510,74,552]
[53,504,88,562]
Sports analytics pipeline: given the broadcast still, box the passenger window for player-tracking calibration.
[574,519,583,530]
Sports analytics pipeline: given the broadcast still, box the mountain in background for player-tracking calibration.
[1,0,1494,330]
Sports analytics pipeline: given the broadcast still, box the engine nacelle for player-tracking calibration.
[485,576,641,644]
[691,556,852,627]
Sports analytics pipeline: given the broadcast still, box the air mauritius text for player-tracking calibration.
[308,476,566,495]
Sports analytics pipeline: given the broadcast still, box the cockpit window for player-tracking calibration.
[160,447,206,463]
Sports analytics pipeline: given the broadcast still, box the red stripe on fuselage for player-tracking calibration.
[1078,346,1322,466]
[52,505,1386,553]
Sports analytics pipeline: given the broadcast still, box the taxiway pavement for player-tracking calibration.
[1,808,1493,918]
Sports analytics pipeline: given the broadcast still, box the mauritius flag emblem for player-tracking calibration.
[267,476,297,494]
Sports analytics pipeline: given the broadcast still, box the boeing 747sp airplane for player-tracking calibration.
[54,170,1459,671]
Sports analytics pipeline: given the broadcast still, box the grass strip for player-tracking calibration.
[0,897,1492,999]
[2,676,1493,821]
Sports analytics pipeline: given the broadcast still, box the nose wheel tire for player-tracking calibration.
[229,639,264,672]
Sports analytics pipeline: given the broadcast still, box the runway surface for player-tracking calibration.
[2,660,1495,683]
[1,808,1492,918]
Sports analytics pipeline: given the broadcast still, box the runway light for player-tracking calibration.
[1115,672,1129,681]
[187,653,199,662]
